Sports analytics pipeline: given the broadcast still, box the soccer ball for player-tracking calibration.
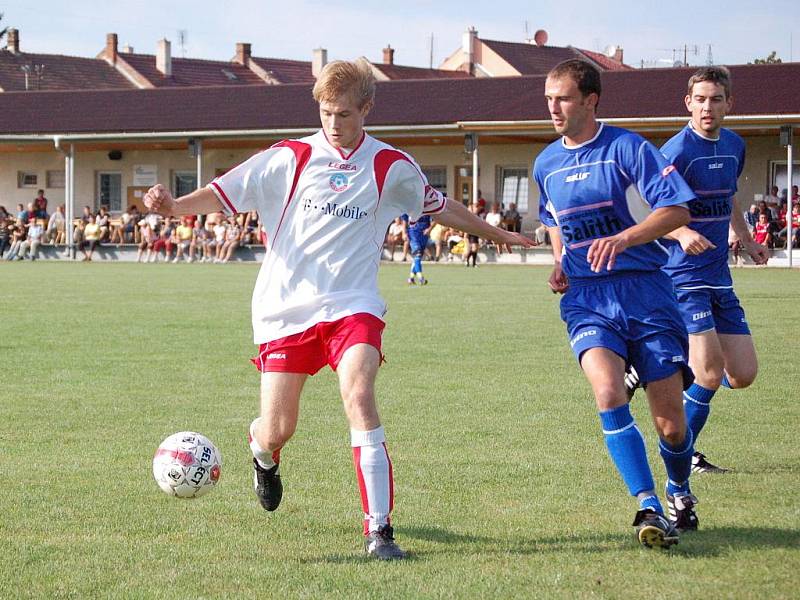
[153,431,223,498]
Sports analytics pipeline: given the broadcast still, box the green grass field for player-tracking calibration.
[1,262,798,599]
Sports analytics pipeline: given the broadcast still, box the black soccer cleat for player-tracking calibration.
[632,508,679,549]
[253,459,282,512]
[692,451,731,474]
[624,365,642,400]
[365,525,408,560]
[666,490,699,532]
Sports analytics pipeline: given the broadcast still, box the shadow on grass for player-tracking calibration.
[294,525,800,564]
[671,526,800,557]
[400,524,800,557]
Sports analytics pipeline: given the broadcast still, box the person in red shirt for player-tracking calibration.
[753,212,772,248]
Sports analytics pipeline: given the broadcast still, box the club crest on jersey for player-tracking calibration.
[329,173,350,192]
[661,165,676,177]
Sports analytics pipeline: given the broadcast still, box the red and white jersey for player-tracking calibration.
[208,130,446,343]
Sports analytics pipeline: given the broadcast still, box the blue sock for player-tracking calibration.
[599,405,655,499]
[660,429,694,496]
[721,373,732,389]
[683,383,716,441]
[638,494,664,514]
[412,256,422,275]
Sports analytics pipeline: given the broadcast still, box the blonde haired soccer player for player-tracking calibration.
[145,58,534,560]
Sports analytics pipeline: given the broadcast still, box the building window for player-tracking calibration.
[421,166,447,194]
[47,170,65,189]
[498,167,529,213]
[173,171,198,198]
[770,161,800,200]
[17,171,38,188]
[97,172,122,212]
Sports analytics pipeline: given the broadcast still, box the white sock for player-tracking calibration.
[351,426,393,534]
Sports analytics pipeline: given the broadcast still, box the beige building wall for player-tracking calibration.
[2,134,792,227]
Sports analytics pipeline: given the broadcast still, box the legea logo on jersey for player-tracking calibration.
[328,161,357,172]
[329,173,350,192]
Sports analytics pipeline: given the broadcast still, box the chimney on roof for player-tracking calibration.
[312,47,328,78]
[6,28,19,54]
[106,33,118,64]
[235,42,251,65]
[157,39,172,77]
[462,27,478,74]
[613,47,624,63]
[122,44,134,54]
[382,45,395,65]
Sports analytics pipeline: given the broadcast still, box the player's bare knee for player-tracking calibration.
[727,364,757,389]
[593,385,627,411]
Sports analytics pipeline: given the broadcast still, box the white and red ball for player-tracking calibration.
[153,431,222,498]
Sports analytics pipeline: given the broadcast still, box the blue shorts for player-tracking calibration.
[408,232,429,255]
[674,286,750,335]
[561,271,691,386]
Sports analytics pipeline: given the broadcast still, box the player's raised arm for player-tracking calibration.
[587,205,690,272]
[144,184,225,217]
[435,196,536,250]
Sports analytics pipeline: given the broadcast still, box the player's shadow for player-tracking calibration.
[297,525,799,563]
[401,524,800,557]
[668,526,800,557]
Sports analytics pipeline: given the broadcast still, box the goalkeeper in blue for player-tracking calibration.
[534,59,699,548]
[655,67,768,475]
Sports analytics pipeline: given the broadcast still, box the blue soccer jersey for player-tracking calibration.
[660,124,745,287]
[535,124,695,281]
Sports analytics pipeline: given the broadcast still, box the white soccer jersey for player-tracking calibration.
[209,130,446,343]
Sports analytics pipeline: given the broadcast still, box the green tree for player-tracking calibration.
[752,51,782,64]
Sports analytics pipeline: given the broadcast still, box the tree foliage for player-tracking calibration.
[752,51,783,64]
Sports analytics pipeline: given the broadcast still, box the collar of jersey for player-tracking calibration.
[687,121,720,142]
[561,122,604,150]
[322,130,367,160]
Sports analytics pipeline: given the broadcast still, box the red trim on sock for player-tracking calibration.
[353,446,370,535]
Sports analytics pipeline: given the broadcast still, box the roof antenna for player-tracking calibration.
[177,29,188,58]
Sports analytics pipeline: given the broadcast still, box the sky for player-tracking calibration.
[1,0,798,69]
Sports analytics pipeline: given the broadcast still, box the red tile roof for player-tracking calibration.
[248,57,315,84]
[373,63,473,80]
[0,50,133,91]
[1,63,798,135]
[481,39,632,74]
[119,53,265,87]
[480,39,584,75]
[577,49,633,71]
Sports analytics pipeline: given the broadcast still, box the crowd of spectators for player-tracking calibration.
[383,194,524,265]
[737,185,800,259]
[0,192,267,263]
[6,185,796,264]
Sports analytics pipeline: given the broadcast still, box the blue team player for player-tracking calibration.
[534,59,699,547]
[656,67,769,474]
[404,213,432,285]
